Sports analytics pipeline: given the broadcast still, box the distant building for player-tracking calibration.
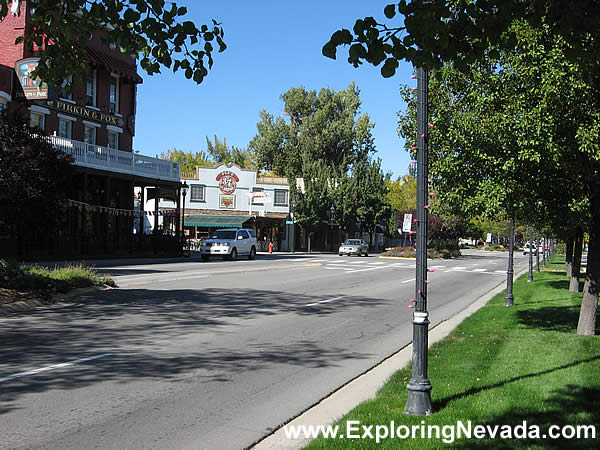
[154,163,293,252]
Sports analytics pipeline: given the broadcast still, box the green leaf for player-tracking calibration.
[384,4,397,19]
[322,41,337,59]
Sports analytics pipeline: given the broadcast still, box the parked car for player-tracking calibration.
[338,239,369,257]
[522,242,538,255]
[200,228,257,261]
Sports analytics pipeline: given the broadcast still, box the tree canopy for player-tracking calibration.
[396,21,599,334]
[323,1,600,77]
[161,135,255,171]
[0,0,227,85]
[250,84,389,246]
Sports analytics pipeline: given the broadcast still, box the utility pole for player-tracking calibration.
[505,218,515,306]
[405,66,433,416]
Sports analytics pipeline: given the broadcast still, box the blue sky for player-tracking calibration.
[134,1,414,180]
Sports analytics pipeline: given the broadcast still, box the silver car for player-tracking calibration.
[338,239,369,257]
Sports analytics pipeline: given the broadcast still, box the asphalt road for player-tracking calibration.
[0,250,532,449]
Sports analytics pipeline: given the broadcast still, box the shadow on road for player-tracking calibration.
[0,287,381,413]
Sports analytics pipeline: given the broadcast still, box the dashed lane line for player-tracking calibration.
[305,296,345,307]
[0,353,113,383]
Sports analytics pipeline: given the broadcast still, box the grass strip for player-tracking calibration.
[305,255,599,449]
[1,259,113,294]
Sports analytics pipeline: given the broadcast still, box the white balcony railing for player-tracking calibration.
[49,135,180,182]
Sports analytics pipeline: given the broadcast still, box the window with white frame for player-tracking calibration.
[86,70,97,106]
[84,125,96,145]
[107,130,119,149]
[190,185,206,202]
[252,187,264,205]
[58,117,73,138]
[30,112,45,129]
[109,74,120,113]
[274,189,288,206]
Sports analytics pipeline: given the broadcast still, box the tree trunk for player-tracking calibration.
[577,193,599,335]
[569,227,583,292]
[565,235,574,277]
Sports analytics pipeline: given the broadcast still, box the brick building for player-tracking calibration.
[0,1,182,258]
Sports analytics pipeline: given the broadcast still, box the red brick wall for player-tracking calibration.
[0,0,28,67]
[1,3,140,152]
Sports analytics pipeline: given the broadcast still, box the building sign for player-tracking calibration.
[402,213,413,233]
[219,195,236,209]
[14,58,48,100]
[216,171,239,194]
[45,99,126,127]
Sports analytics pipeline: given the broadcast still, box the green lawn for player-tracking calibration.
[305,255,599,448]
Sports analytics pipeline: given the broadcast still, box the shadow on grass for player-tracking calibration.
[453,385,600,448]
[516,305,581,333]
[433,355,600,412]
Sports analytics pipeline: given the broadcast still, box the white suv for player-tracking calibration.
[200,228,257,261]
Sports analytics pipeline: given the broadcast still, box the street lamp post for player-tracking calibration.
[505,218,515,307]
[528,229,534,282]
[405,66,433,416]
[181,181,189,255]
[329,204,335,252]
[291,198,296,253]
[536,231,540,272]
[542,234,546,266]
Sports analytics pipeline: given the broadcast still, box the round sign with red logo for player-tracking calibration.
[216,171,239,194]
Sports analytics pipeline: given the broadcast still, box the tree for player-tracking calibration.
[396,23,599,334]
[251,84,387,246]
[289,162,332,252]
[0,117,75,254]
[0,0,227,86]
[160,148,211,173]
[205,135,255,168]
[323,1,600,77]
[386,174,416,213]
[250,84,375,177]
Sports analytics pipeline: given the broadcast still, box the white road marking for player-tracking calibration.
[306,296,345,307]
[495,270,507,273]
[346,266,386,273]
[367,262,386,265]
[402,278,416,283]
[473,268,487,272]
[324,267,349,270]
[0,353,113,383]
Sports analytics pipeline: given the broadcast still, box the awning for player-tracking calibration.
[85,47,143,84]
[184,215,252,228]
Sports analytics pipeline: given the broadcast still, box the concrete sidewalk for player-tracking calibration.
[251,267,529,450]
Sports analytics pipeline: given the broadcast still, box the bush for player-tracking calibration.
[382,246,416,258]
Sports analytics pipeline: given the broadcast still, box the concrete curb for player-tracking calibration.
[251,267,529,449]
[0,286,100,315]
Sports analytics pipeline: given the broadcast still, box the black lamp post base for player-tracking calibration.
[504,293,514,307]
[405,381,433,416]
